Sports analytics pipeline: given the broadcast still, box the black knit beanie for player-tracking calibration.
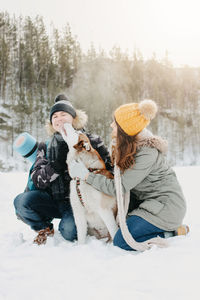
[49,94,76,123]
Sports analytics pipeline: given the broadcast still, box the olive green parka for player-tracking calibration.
[86,129,186,231]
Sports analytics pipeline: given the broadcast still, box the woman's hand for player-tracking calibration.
[68,160,89,180]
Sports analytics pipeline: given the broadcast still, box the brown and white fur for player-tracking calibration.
[62,132,118,244]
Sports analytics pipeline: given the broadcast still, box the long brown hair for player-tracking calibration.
[112,122,137,173]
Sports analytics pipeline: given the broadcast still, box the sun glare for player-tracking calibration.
[1,0,200,66]
[140,0,200,65]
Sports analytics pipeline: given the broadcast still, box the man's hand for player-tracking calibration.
[37,142,46,158]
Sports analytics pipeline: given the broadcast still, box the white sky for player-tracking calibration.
[1,0,200,67]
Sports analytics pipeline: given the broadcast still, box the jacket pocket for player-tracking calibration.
[139,199,164,215]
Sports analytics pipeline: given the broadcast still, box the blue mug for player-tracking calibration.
[13,132,38,164]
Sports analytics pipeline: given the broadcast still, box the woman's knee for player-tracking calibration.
[113,216,149,250]
[113,216,140,247]
[113,229,121,247]
[113,215,165,250]
[113,228,126,248]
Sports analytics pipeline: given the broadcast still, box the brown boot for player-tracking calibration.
[33,227,54,245]
[174,224,190,236]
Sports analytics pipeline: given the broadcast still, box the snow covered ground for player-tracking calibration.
[0,167,199,300]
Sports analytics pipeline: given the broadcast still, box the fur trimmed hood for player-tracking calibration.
[135,129,168,153]
[45,109,88,136]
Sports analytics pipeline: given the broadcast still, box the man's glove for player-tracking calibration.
[50,141,68,174]
[68,160,89,180]
[37,142,46,158]
[61,123,79,148]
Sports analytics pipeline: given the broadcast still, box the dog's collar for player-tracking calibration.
[88,168,99,172]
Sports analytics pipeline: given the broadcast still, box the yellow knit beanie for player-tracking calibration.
[114,99,158,136]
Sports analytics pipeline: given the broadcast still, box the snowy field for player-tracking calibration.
[0,167,200,300]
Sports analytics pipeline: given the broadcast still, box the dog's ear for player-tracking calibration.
[73,134,84,151]
[73,140,84,151]
[73,134,91,152]
[74,140,91,152]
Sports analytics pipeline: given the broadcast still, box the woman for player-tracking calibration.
[13,94,112,245]
[69,99,188,251]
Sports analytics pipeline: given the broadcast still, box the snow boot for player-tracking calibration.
[174,224,190,236]
[164,224,190,238]
[33,227,54,245]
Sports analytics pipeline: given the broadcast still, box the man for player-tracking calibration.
[14,94,112,245]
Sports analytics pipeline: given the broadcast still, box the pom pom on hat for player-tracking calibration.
[114,99,157,136]
[138,99,158,120]
[54,94,70,103]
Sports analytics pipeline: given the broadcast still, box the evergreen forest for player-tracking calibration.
[0,12,200,170]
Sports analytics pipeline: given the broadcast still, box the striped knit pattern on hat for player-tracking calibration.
[114,100,157,136]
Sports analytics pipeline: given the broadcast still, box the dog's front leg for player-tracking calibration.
[70,181,87,244]
[98,208,119,240]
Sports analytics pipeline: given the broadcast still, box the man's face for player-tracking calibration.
[52,111,73,132]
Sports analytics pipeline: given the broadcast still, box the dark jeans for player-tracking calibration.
[113,215,165,251]
[14,190,77,241]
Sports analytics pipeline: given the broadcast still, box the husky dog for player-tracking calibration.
[61,125,118,244]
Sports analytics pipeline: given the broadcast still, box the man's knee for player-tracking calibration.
[59,217,77,241]
[13,191,39,214]
[14,193,27,211]
[13,193,32,224]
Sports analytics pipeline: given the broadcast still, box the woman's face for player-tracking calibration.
[52,111,73,132]
[110,120,117,138]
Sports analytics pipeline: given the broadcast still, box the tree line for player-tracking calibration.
[0,11,200,170]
